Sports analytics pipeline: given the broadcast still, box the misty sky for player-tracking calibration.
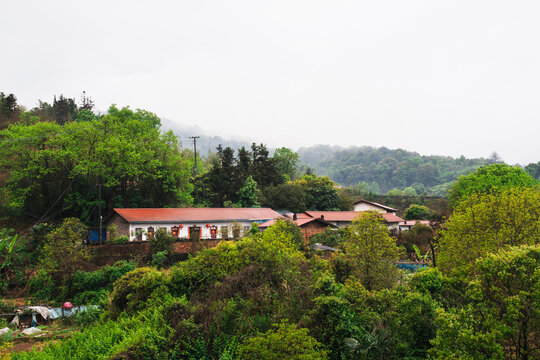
[2,1,539,164]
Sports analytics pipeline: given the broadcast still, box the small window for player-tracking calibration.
[147,227,154,237]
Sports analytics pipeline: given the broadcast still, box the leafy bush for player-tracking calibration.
[309,227,347,248]
[40,218,90,285]
[12,307,172,360]
[148,228,173,254]
[168,231,305,298]
[72,306,103,327]
[109,267,168,318]
[260,218,303,249]
[110,235,129,244]
[151,250,168,269]
[409,267,444,298]
[342,282,438,360]
[28,269,55,301]
[403,204,434,220]
[238,321,327,360]
[67,261,136,304]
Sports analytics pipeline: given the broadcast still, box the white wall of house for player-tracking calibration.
[353,203,388,213]
[127,221,256,241]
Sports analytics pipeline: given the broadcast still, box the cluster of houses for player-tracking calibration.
[106,200,430,242]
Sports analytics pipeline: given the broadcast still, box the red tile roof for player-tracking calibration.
[305,211,403,223]
[381,213,405,223]
[114,208,282,223]
[258,217,336,228]
[305,211,361,222]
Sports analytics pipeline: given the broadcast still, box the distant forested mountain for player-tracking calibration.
[297,145,491,194]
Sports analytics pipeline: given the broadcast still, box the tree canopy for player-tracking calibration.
[437,187,540,275]
[0,105,192,224]
[448,163,537,207]
[338,211,402,290]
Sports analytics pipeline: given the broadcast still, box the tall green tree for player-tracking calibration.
[238,175,260,208]
[296,175,340,211]
[437,187,540,275]
[431,245,540,360]
[0,105,192,223]
[40,218,91,283]
[339,211,402,290]
[273,147,299,181]
[448,163,537,207]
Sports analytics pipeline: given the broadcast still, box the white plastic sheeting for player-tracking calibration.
[22,327,42,335]
[48,305,99,319]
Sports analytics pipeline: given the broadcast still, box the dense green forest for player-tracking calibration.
[298,145,491,194]
[1,92,539,359]
[164,111,540,196]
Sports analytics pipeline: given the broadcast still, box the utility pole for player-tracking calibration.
[98,183,102,245]
[189,136,200,177]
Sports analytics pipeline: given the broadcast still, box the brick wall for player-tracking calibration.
[106,213,130,239]
[91,240,220,266]
[300,222,328,241]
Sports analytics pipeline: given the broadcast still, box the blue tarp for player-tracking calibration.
[89,229,107,243]
[396,263,427,272]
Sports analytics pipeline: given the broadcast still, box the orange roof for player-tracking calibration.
[114,208,281,223]
[305,211,403,223]
[259,217,336,228]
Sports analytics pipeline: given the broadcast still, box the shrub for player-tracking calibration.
[40,218,91,284]
[109,267,168,318]
[309,227,346,248]
[261,219,303,249]
[110,235,129,244]
[237,321,327,360]
[68,261,137,304]
[403,204,434,220]
[409,267,444,298]
[28,269,55,301]
[151,250,168,269]
[232,221,241,239]
[148,228,173,254]
[72,306,103,327]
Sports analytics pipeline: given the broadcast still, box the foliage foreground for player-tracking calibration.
[8,214,540,360]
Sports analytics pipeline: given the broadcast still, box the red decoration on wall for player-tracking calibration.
[179,225,183,228]
[206,224,210,228]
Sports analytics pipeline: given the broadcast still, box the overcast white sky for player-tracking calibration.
[2,1,539,164]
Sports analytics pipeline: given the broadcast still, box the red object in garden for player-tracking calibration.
[63,302,73,310]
